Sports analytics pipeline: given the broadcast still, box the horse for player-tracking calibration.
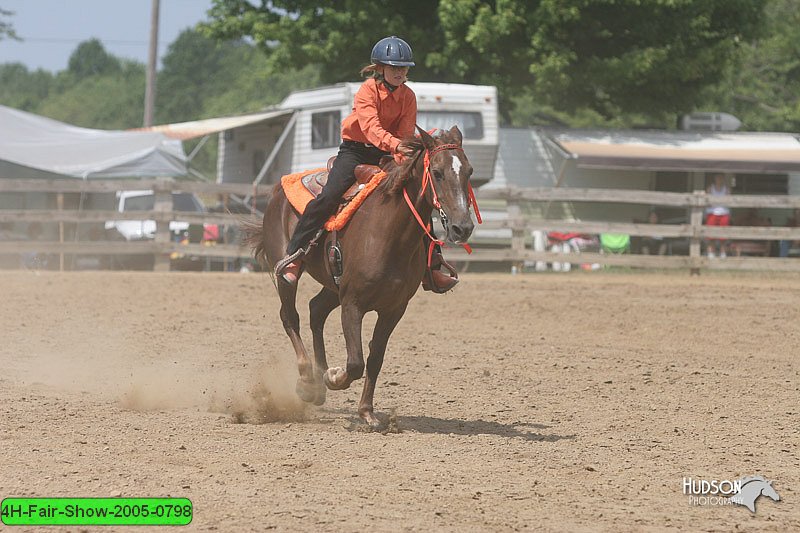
[245,126,477,428]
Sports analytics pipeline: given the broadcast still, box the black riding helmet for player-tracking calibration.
[371,36,415,67]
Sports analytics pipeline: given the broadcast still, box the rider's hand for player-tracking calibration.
[393,151,406,165]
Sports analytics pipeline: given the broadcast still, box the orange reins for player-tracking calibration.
[402,143,482,266]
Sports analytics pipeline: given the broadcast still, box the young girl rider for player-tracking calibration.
[275,35,458,293]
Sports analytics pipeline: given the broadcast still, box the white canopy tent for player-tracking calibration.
[545,130,800,174]
[0,105,187,179]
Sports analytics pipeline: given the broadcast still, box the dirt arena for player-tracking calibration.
[1,270,798,531]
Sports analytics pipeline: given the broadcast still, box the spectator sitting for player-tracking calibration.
[640,211,668,256]
[732,208,772,257]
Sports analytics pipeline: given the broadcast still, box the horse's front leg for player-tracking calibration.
[324,302,364,390]
[276,279,315,393]
[359,305,406,428]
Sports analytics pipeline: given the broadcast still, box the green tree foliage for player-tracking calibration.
[203,0,767,127]
[0,7,19,41]
[37,61,145,129]
[703,0,800,131]
[67,38,122,79]
[0,27,319,177]
[0,30,315,129]
[155,28,320,177]
[201,0,443,82]
[156,29,319,123]
[0,64,54,111]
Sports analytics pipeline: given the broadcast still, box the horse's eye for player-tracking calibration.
[433,170,444,182]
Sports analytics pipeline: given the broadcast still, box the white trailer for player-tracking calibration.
[216,82,499,188]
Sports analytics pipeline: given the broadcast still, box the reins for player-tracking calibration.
[402,142,483,266]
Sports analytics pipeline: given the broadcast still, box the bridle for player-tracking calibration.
[402,142,482,265]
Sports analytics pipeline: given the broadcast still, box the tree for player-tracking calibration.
[201,0,444,83]
[156,29,289,123]
[0,7,19,41]
[0,64,54,111]
[37,61,145,129]
[156,28,321,178]
[703,0,800,131]
[203,0,768,127]
[158,28,320,121]
[67,39,121,79]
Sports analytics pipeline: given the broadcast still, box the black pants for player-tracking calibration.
[286,140,389,255]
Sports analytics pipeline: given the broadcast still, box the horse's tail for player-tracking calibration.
[240,218,268,269]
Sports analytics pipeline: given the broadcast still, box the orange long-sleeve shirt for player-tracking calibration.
[341,78,417,153]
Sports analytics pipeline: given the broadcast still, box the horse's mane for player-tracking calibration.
[379,137,424,196]
[380,129,461,196]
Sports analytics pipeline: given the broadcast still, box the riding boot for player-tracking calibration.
[422,247,459,293]
[274,249,305,286]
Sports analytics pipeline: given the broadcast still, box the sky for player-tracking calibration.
[1,0,215,72]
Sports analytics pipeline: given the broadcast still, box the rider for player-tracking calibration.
[275,35,459,293]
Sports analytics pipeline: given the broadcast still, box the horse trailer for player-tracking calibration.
[216,82,499,189]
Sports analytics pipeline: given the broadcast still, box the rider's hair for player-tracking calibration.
[360,63,384,79]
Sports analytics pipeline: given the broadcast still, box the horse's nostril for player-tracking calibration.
[451,223,473,241]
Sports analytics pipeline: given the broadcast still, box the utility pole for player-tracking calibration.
[143,0,160,127]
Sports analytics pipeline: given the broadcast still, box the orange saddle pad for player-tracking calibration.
[281,168,387,231]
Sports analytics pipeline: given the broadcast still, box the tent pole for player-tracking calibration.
[244,111,298,204]
[543,157,569,219]
[187,135,210,162]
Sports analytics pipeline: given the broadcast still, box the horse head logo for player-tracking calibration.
[729,476,780,513]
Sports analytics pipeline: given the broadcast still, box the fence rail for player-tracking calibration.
[0,178,265,271]
[1,178,799,272]
[470,186,800,273]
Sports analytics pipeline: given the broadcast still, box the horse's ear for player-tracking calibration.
[416,126,436,151]
[448,125,463,146]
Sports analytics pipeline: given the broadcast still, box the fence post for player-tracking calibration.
[153,177,174,272]
[689,190,705,275]
[507,199,525,272]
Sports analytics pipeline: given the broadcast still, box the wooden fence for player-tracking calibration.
[0,178,271,271]
[2,178,800,272]
[446,186,800,272]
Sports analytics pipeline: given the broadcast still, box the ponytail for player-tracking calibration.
[360,63,383,79]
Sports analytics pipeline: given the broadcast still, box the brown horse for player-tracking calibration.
[246,126,477,427]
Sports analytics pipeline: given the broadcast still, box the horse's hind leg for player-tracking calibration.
[323,301,364,391]
[305,287,340,405]
[359,305,407,428]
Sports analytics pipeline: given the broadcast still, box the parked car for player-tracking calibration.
[105,191,218,270]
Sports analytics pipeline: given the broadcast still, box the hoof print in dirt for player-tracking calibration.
[345,410,401,434]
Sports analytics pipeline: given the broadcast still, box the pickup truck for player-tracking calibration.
[105,190,217,270]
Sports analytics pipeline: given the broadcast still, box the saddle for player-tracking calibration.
[299,155,391,199]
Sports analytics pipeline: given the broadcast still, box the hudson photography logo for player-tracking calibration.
[683,475,781,513]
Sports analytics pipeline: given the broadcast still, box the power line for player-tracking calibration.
[17,37,169,48]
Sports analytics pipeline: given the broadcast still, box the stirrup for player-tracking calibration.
[274,250,305,285]
[422,252,459,293]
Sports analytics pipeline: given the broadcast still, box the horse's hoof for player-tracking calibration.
[295,378,318,403]
[323,367,349,390]
[360,411,382,429]
[312,385,327,406]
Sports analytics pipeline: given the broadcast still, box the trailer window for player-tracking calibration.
[730,173,788,194]
[417,111,484,139]
[312,110,341,149]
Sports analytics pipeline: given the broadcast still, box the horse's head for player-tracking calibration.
[761,480,780,502]
[416,126,476,244]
